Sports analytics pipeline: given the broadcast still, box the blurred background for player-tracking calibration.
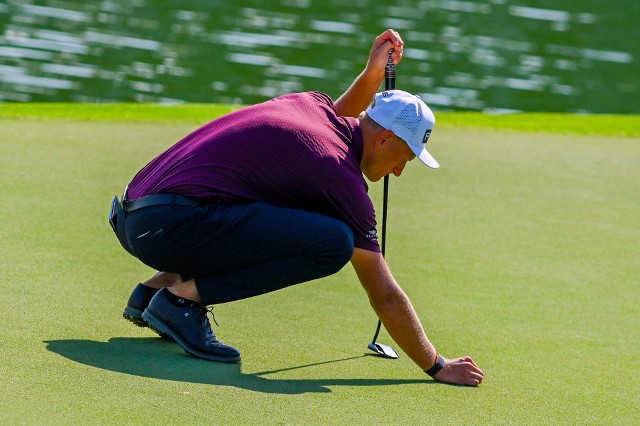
[0,0,638,113]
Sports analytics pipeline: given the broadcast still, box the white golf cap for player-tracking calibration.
[365,90,439,169]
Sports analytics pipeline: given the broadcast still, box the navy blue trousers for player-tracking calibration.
[124,201,354,305]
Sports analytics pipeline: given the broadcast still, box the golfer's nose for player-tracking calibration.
[392,163,406,177]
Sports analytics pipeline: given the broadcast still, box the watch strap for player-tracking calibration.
[424,353,445,377]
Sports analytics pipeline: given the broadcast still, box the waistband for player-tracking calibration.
[122,193,201,213]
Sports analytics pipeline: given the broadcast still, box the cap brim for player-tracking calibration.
[408,145,439,169]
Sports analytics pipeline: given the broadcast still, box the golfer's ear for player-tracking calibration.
[376,129,395,145]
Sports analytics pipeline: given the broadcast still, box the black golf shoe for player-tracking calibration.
[142,288,241,362]
[123,283,159,327]
[123,283,174,340]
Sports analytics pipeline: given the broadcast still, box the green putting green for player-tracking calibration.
[1,105,637,424]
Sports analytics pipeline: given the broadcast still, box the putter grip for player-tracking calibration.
[385,48,396,90]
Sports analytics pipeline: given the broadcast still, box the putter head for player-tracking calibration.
[368,342,399,359]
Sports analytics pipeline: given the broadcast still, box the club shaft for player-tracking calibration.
[381,48,394,258]
[381,175,388,257]
[371,49,395,345]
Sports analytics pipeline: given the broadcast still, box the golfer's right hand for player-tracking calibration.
[365,29,404,76]
[433,356,484,387]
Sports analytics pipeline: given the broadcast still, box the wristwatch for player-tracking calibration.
[424,353,445,377]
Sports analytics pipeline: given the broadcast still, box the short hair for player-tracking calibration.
[361,112,385,133]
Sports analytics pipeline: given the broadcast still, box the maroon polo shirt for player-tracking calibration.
[127,91,380,252]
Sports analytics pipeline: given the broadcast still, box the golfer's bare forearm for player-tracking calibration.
[334,69,383,117]
[335,29,404,117]
[372,287,438,370]
[351,248,439,370]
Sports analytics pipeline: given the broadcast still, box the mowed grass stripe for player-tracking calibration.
[1,103,639,136]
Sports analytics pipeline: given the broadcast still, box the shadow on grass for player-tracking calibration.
[44,337,430,394]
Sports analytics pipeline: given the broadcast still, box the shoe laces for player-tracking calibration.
[197,305,220,344]
[197,305,219,328]
[205,305,219,327]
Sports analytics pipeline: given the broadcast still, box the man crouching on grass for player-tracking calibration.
[109,29,484,386]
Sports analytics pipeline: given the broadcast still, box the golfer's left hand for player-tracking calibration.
[433,356,484,387]
[366,29,404,75]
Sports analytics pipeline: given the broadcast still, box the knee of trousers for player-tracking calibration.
[314,221,354,275]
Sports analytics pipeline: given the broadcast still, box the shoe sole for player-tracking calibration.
[141,310,241,363]
[123,307,173,341]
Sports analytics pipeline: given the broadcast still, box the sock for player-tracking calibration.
[138,283,160,301]
[163,288,200,307]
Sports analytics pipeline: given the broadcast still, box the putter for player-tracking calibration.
[367,49,399,360]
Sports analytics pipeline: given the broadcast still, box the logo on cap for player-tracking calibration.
[422,129,432,145]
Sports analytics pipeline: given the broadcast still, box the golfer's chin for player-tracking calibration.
[362,169,384,182]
